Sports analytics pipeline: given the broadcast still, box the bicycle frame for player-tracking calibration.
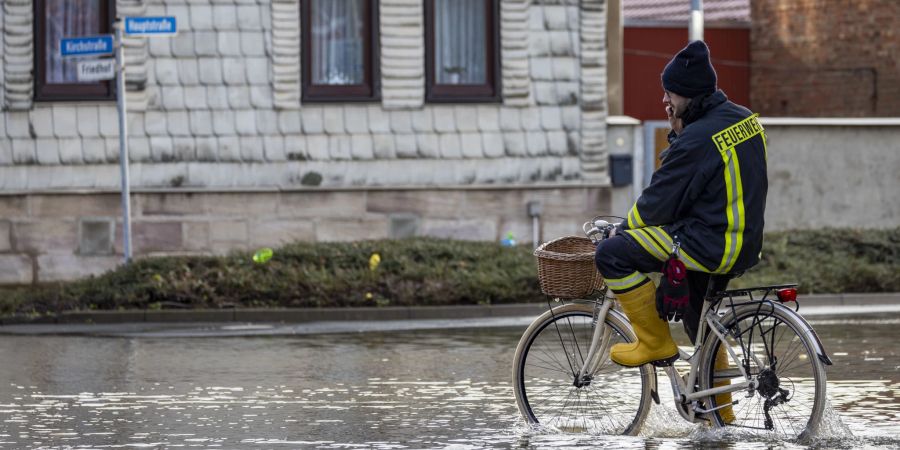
[661,297,757,419]
[576,291,758,422]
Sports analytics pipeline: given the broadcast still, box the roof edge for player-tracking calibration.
[624,18,751,29]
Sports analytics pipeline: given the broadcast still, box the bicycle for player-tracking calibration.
[512,217,832,441]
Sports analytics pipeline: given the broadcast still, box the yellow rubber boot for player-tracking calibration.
[713,345,736,423]
[610,282,679,367]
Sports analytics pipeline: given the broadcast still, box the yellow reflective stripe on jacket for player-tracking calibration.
[715,148,746,273]
[605,271,649,292]
[711,114,763,153]
[679,248,710,273]
[641,226,710,272]
[626,226,711,272]
[627,204,646,229]
[624,228,668,261]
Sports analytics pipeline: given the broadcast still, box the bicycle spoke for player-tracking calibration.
[534,339,578,376]
[550,314,579,377]
[563,316,588,368]
[533,345,577,374]
[776,343,809,374]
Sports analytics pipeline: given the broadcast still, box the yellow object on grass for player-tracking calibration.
[369,253,381,271]
[253,248,273,264]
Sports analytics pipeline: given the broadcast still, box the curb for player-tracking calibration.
[1,293,897,326]
[0,303,551,326]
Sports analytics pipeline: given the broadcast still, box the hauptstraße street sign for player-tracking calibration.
[124,16,178,36]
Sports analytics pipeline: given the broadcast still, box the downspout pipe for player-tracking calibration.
[689,0,704,42]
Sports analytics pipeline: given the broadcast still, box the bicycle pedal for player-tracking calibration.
[650,354,680,367]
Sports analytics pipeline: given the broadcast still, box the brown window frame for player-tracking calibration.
[300,0,381,103]
[425,0,501,103]
[33,0,117,102]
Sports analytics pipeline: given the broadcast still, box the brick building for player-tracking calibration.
[0,0,633,283]
[751,0,900,117]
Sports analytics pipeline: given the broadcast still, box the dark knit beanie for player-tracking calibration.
[661,40,717,98]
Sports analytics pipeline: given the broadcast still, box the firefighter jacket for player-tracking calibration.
[620,90,768,274]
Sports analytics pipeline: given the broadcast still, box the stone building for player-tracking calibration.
[0,0,635,283]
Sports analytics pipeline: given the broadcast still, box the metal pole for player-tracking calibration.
[115,20,133,263]
[689,0,704,42]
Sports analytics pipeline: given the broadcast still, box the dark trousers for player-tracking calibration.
[595,234,732,342]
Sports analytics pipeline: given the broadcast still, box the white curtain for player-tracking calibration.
[312,0,366,85]
[46,0,102,84]
[435,0,486,85]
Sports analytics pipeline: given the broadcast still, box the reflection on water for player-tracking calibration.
[0,316,897,448]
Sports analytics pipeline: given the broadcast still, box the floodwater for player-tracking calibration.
[0,313,897,449]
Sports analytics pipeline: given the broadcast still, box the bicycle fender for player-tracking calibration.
[785,303,834,366]
[606,307,661,403]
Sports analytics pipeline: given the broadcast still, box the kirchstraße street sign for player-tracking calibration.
[59,35,114,57]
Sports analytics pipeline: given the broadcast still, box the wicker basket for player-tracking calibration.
[533,236,604,298]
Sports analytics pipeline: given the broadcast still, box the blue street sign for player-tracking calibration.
[124,16,177,36]
[60,35,114,57]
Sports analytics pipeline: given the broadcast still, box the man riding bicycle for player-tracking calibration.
[594,41,768,421]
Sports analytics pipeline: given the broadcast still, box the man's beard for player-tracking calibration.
[672,101,689,118]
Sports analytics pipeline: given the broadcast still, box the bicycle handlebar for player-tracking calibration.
[583,217,620,243]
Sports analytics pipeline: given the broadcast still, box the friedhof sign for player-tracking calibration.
[76,59,116,81]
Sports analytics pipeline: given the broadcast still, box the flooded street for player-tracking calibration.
[0,313,897,449]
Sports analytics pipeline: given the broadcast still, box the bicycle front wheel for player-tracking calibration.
[512,302,653,435]
[700,301,827,441]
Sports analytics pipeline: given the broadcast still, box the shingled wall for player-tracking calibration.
[1,0,609,189]
[0,0,616,283]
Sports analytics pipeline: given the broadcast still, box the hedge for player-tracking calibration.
[1,228,897,316]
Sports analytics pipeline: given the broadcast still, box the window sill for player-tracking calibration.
[425,94,502,104]
[300,95,383,104]
[33,95,117,103]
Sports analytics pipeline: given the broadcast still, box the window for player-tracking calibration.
[301,0,380,101]
[425,0,499,102]
[34,0,116,101]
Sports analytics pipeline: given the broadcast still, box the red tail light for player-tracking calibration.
[776,288,797,302]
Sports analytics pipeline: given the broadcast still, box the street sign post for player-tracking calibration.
[76,58,116,82]
[124,16,177,36]
[59,16,177,264]
[60,35,114,57]
[115,16,177,263]
[114,21,134,264]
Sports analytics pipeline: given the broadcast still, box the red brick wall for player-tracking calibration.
[751,0,900,117]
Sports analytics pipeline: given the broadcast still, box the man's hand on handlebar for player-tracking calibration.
[583,218,622,243]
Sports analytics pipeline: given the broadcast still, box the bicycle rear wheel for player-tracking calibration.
[512,302,653,435]
[700,302,827,441]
